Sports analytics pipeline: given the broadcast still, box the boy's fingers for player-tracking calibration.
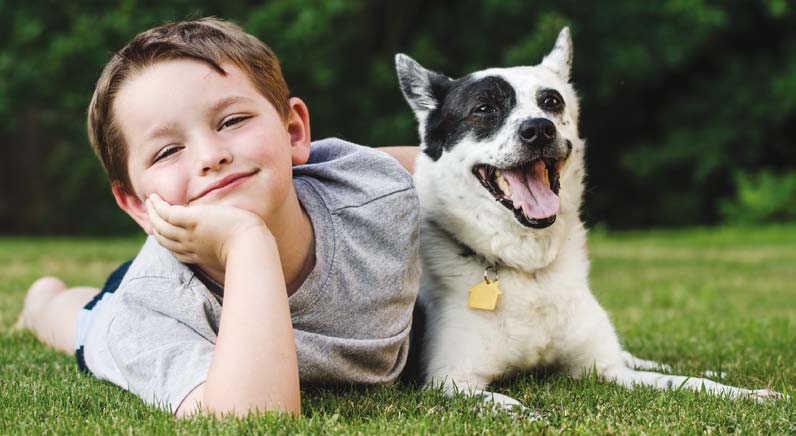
[151,229,187,257]
[147,199,188,240]
[172,252,197,264]
[155,235,196,264]
[148,195,175,222]
[166,205,195,228]
[149,195,194,228]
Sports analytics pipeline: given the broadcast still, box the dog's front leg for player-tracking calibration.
[425,355,526,410]
[422,314,525,410]
[425,365,526,410]
[602,367,784,402]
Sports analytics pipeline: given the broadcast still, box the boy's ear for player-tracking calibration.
[111,182,153,234]
[286,97,311,165]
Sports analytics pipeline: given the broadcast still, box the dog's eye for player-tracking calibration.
[473,104,497,115]
[542,95,563,111]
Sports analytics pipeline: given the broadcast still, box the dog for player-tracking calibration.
[395,27,782,409]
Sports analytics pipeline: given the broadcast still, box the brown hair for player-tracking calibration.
[87,17,290,194]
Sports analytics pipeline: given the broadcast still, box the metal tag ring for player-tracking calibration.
[484,265,499,284]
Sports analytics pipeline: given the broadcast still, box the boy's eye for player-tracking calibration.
[153,145,181,163]
[218,116,250,131]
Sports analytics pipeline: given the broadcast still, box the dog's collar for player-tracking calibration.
[427,219,507,310]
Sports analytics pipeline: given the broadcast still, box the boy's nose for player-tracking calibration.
[197,141,233,174]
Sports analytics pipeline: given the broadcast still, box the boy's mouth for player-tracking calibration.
[192,170,258,202]
[472,159,563,228]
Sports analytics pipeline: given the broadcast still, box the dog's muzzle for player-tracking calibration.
[472,119,570,229]
[472,159,564,228]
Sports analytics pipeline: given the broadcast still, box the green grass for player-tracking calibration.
[2,226,795,435]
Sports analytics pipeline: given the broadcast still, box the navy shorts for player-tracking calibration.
[75,260,132,372]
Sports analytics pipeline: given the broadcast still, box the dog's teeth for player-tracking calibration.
[542,161,553,189]
[496,173,511,197]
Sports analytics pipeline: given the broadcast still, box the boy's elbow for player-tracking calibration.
[208,401,300,419]
[176,383,301,418]
[203,394,301,419]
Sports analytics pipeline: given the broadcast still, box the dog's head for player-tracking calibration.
[396,28,583,234]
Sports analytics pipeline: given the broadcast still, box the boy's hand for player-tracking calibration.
[145,194,271,272]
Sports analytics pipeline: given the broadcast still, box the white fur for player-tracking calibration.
[402,28,783,410]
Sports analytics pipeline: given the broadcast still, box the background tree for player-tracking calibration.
[1,0,794,234]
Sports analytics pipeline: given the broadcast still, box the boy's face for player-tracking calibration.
[111,59,311,233]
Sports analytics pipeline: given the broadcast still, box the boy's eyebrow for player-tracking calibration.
[145,122,180,142]
[143,96,253,142]
[208,95,253,115]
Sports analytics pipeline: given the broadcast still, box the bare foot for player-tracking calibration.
[15,276,67,331]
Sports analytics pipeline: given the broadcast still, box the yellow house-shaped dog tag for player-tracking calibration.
[468,278,502,311]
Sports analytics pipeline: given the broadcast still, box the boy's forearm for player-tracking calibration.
[202,229,300,416]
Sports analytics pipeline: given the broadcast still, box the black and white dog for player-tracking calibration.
[396,27,781,408]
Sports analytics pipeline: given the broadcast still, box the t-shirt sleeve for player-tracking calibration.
[105,278,216,412]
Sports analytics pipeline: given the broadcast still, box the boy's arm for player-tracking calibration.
[375,146,419,174]
[147,196,299,417]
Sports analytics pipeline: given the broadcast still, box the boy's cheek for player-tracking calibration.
[141,183,190,207]
[136,164,193,206]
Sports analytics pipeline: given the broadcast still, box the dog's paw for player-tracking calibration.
[746,389,787,403]
[473,389,524,409]
[471,390,542,421]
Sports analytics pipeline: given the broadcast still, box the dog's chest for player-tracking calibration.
[497,269,574,362]
[431,257,576,367]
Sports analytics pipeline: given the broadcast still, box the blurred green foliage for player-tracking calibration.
[1,0,794,234]
[720,170,796,224]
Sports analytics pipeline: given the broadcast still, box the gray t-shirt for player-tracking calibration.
[80,138,420,412]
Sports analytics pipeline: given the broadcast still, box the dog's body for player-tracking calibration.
[397,28,779,408]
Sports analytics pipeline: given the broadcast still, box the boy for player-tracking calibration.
[16,18,421,417]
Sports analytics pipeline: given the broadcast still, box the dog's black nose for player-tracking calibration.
[519,118,557,146]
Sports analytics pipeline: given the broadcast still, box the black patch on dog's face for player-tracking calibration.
[423,76,516,160]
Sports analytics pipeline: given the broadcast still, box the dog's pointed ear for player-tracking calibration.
[395,54,448,114]
[541,27,573,81]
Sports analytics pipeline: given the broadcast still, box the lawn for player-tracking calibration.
[1,226,795,435]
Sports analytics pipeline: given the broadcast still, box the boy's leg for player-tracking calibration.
[16,277,99,354]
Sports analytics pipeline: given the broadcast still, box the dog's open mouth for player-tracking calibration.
[473,159,563,228]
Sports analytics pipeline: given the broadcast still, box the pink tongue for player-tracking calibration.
[502,160,560,219]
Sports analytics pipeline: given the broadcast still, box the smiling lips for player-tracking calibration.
[192,170,258,201]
